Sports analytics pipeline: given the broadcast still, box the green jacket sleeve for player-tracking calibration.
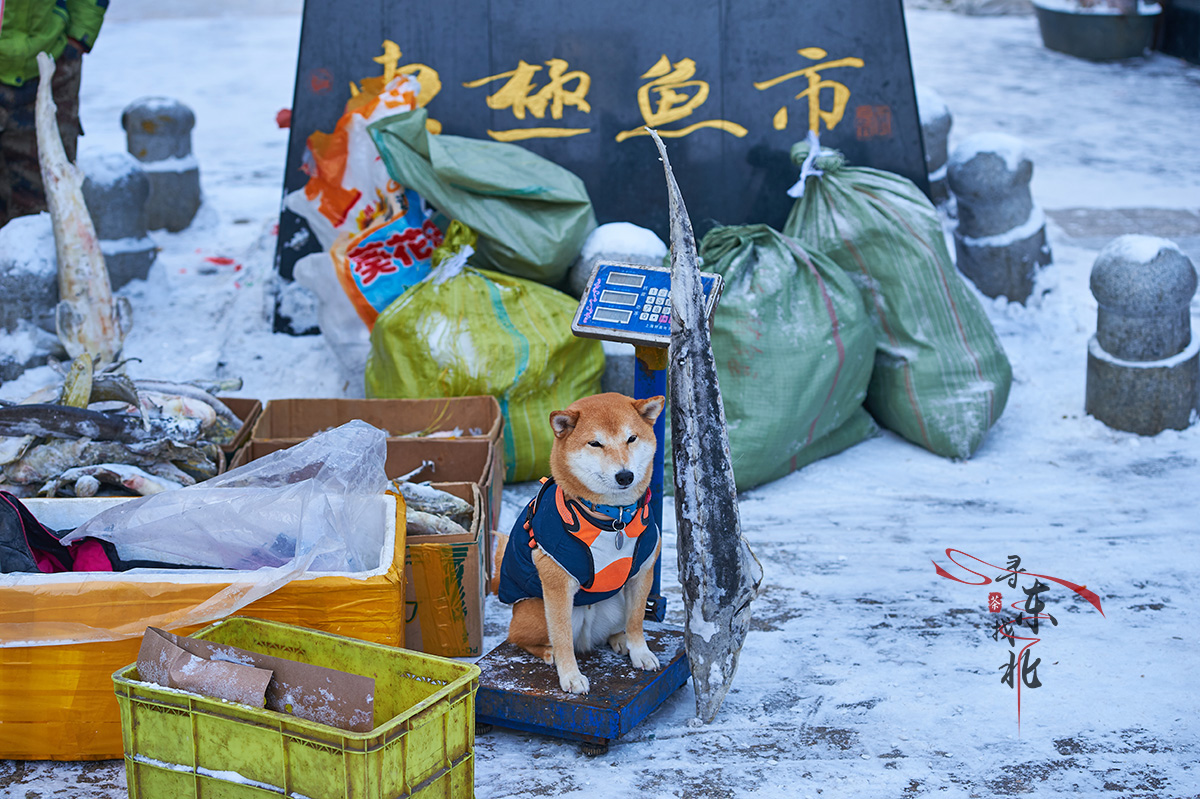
[64,0,107,51]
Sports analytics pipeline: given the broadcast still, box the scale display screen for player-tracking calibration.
[592,307,633,324]
[599,289,640,306]
[572,261,723,347]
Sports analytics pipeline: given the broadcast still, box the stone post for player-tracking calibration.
[947,133,1051,303]
[1085,235,1199,435]
[81,152,156,290]
[0,214,66,380]
[0,214,58,334]
[916,85,952,206]
[121,97,201,232]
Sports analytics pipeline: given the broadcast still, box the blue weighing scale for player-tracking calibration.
[475,261,723,755]
[571,260,724,620]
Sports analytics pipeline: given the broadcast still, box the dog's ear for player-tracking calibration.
[549,409,579,439]
[634,395,665,426]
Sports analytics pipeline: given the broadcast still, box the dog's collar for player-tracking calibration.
[573,491,647,528]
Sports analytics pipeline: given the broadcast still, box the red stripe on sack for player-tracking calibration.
[830,190,930,448]
[859,189,994,427]
[782,237,844,446]
[823,191,900,349]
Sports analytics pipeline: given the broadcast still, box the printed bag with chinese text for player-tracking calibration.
[284,74,422,249]
[783,143,1012,459]
[332,187,444,328]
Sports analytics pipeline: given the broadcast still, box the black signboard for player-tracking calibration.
[275,0,927,328]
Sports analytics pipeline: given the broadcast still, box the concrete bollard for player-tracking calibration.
[0,213,59,334]
[916,85,952,206]
[0,213,67,380]
[81,152,157,290]
[121,97,201,232]
[947,133,1051,304]
[1085,235,1199,435]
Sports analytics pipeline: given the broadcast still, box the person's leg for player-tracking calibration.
[51,45,84,162]
[0,48,84,225]
[0,82,25,228]
[2,79,48,222]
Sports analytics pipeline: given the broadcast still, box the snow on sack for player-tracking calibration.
[784,142,1013,460]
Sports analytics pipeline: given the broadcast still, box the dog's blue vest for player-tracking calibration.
[498,479,659,607]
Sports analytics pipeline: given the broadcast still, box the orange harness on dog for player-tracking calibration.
[497,478,659,606]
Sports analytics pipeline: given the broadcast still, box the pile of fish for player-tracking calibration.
[392,480,475,537]
[0,355,244,498]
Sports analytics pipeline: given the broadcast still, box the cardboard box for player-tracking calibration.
[252,396,502,442]
[403,482,487,658]
[233,435,502,549]
[0,494,406,761]
[218,395,263,455]
[248,396,504,532]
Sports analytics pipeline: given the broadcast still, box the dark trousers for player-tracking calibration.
[0,45,83,228]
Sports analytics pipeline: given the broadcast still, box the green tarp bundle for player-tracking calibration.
[694,224,878,491]
[783,143,1012,459]
[365,263,604,483]
[368,108,596,286]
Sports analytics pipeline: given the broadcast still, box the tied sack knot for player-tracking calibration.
[787,132,845,197]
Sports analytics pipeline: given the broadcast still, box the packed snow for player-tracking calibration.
[1101,233,1185,264]
[1,2,1199,798]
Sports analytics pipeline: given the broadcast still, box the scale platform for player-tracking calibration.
[475,626,690,754]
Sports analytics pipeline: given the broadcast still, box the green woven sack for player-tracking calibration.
[783,143,1012,459]
[691,224,878,491]
[365,264,604,483]
[368,108,596,285]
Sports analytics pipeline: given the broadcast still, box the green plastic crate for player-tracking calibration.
[112,617,480,799]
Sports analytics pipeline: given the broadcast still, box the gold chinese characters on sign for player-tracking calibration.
[363,39,445,133]
[358,41,873,143]
[615,55,747,142]
[463,58,592,141]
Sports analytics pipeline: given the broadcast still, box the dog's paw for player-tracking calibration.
[629,645,660,672]
[559,669,590,695]
[607,632,629,655]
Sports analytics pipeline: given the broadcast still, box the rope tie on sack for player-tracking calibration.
[429,220,477,285]
[787,129,825,199]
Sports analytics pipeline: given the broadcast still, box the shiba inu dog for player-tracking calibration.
[497,392,666,695]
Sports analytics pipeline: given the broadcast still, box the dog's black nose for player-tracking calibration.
[615,470,634,487]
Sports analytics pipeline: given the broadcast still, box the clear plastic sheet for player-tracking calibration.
[1,420,389,647]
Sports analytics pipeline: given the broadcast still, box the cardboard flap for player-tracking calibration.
[138,628,272,707]
[137,627,376,732]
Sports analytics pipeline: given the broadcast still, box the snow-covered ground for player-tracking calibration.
[2,3,1199,798]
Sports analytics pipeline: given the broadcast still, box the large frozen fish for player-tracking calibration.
[650,130,763,723]
[393,480,474,529]
[35,52,131,367]
[39,463,185,498]
[0,403,202,445]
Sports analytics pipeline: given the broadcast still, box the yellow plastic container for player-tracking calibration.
[113,617,480,799]
[2,494,407,761]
